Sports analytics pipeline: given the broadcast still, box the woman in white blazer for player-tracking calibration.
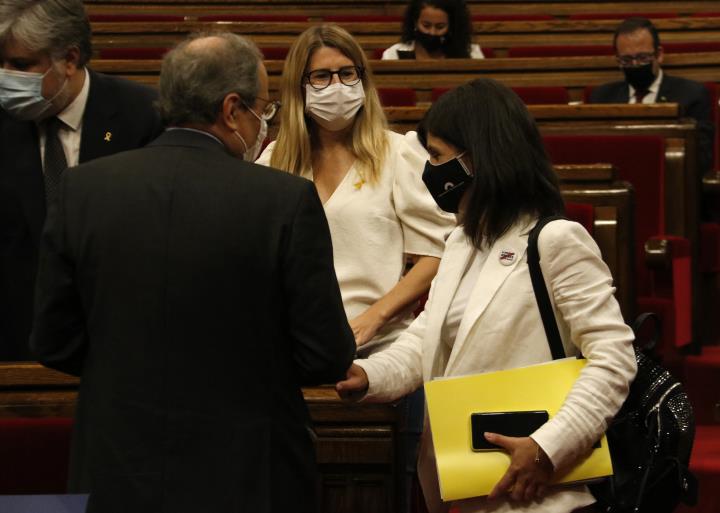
[337,78,638,513]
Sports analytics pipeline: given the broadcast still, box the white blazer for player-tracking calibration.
[356,219,637,513]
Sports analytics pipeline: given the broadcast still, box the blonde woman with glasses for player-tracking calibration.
[257,25,455,355]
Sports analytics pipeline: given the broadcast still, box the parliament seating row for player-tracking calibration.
[84,12,720,22]
[86,17,720,57]
[80,0,720,19]
[89,54,720,103]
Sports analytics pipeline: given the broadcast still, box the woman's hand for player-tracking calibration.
[349,306,387,347]
[336,364,369,400]
[486,433,554,502]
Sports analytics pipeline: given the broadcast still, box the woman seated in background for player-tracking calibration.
[256,24,455,356]
[382,0,483,60]
[337,78,637,513]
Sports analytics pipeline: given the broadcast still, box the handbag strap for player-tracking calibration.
[527,216,567,361]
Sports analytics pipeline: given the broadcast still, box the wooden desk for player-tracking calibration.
[0,363,404,513]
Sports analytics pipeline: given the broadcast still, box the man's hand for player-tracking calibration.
[336,364,369,400]
[486,433,554,502]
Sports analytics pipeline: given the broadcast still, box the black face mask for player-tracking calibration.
[623,63,656,92]
[415,30,445,53]
[422,154,473,214]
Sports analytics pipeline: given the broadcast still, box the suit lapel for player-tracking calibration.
[79,71,119,163]
[443,226,529,374]
[422,229,474,380]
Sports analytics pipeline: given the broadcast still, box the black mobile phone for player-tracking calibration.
[470,410,549,451]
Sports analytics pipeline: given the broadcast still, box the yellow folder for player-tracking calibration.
[424,358,612,502]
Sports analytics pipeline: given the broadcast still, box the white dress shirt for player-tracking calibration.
[38,68,90,170]
[382,41,485,59]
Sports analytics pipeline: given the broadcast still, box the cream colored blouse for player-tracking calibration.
[257,130,456,353]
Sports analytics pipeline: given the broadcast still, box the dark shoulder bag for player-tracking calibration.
[527,217,697,513]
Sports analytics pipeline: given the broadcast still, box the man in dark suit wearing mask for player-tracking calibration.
[0,0,162,360]
[589,17,714,174]
[30,32,356,513]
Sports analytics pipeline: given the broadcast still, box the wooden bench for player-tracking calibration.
[90,53,720,102]
[82,0,720,18]
[85,17,720,57]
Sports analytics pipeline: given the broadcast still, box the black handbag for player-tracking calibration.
[527,216,698,513]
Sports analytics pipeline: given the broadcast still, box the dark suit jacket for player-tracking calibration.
[0,70,162,360]
[589,73,715,173]
[30,129,356,513]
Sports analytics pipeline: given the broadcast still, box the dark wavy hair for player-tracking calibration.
[400,0,473,58]
[418,79,565,249]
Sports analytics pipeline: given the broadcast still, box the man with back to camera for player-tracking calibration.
[589,17,714,174]
[30,33,356,513]
[0,0,163,361]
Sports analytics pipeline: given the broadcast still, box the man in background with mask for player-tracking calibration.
[590,17,714,174]
[0,0,162,360]
[30,32,355,513]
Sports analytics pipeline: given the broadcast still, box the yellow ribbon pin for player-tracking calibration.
[104,132,112,142]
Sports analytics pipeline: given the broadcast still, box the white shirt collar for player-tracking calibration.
[628,68,663,100]
[57,68,89,131]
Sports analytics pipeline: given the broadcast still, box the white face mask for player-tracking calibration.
[233,106,267,162]
[304,81,365,132]
[0,67,68,121]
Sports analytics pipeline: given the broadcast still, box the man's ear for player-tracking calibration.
[656,46,664,65]
[221,92,242,130]
[63,47,81,76]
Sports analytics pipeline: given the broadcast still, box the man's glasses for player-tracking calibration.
[254,97,281,122]
[303,66,364,90]
[616,52,657,68]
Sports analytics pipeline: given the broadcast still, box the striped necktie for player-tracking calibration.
[43,116,68,206]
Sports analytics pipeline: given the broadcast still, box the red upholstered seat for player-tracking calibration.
[684,346,720,424]
[568,12,678,20]
[431,87,452,102]
[259,47,290,60]
[565,202,595,234]
[471,14,554,21]
[197,14,308,22]
[98,47,169,59]
[377,88,417,107]
[0,418,73,494]
[511,86,569,105]
[507,45,614,58]
[542,135,693,353]
[664,42,720,53]
[324,15,403,22]
[676,425,720,513]
[89,14,184,22]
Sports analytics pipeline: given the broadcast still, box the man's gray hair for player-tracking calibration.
[158,32,263,126]
[0,0,92,66]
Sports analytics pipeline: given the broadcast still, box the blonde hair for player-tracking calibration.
[269,25,388,182]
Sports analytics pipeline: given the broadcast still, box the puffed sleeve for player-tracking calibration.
[470,44,485,59]
[381,44,400,60]
[254,140,275,167]
[391,131,456,258]
[529,221,637,471]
